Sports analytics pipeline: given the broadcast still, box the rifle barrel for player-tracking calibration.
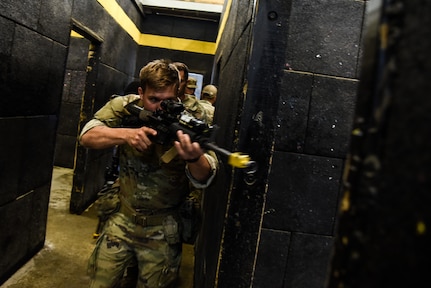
[204,142,254,169]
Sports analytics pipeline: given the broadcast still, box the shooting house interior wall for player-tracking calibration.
[0,0,217,282]
[2,0,430,287]
[196,0,364,287]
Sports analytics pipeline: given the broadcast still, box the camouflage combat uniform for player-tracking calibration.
[182,94,212,124]
[81,95,218,288]
[181,94,214,241]
[197,99,214,125]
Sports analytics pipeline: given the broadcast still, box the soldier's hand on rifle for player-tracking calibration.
[127,126,157,152]
[174,130,212,182]
[174,130,203,161]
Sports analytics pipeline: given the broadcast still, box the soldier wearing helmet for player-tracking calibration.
[185,77,197,96]
[199,84,217,124]
[201,84,217,106]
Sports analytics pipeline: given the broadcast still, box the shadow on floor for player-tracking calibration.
[2,166,194,288]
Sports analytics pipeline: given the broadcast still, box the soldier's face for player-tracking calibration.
[139,85,178,112]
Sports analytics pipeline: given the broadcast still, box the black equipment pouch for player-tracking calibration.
[162,215,180,244]
[179,193,202,245]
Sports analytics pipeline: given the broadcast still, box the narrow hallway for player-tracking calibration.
[2,167,194,287]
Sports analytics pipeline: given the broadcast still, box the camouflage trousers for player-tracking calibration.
[88,212,182,288]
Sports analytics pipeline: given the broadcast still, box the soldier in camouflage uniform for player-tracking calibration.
[171,62,214,245]
[172,62,212,124]
[199,85,217,124]
[80,59,218,288]
[185,77,197,96]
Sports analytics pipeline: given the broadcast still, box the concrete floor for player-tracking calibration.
[2,166,194,288]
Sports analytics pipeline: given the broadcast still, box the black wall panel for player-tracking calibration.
[2,26,66,117]
[17,116,57,195]
[118,0,146,31]
[38,0,73,45]
[286,0,363,78]
[328,1,431,287]
[0,195,35,283]
[54,36,89,168]
[0,0,144,282]
[209,0,364,287]
[194,25,252,287]
[0,1,41,29]
[194,1,257,286]
[264,152,342,235]
[137,46,215,85]
[0,0,370,286]
[1,0,219,282]
[275,72,358,159]
[55,101,81,167]
[214,0,254,60]
[99,25,138,75]
[275,71,313,153]
[0,184,50,285]
[253,229,291,287]
[0,16,14,68]
[71,0,110,39]
[141,14,218,42]
[64,37,89,70]
[306,76,358,158]
[215,0,292,286]
[0,118,26,206]
[284,233,333,288]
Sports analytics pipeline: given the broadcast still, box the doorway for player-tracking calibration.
[53,23,102,214]
[54,30,91,168]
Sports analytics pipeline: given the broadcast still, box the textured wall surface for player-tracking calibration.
[196,0,365,287]
[54,36,90,168]
[0,0,218,283]
[328,1,431,287]
[0,0,72,283]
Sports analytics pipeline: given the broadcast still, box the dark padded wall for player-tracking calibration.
[0,0,72,283]
[194,0,255,286]
[328,1,431,287]
[137,46,215,85]
[250,1,362,286]
[0,0,219,283]
[0,0,139,282]
[54,36,90,168]
[196,0,365,287]
[66,0,141,214]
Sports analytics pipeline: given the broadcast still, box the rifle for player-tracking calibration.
[124,100,256,170]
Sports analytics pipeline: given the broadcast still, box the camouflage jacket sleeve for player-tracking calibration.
[185,150,218,189]
[79,94,140,139]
